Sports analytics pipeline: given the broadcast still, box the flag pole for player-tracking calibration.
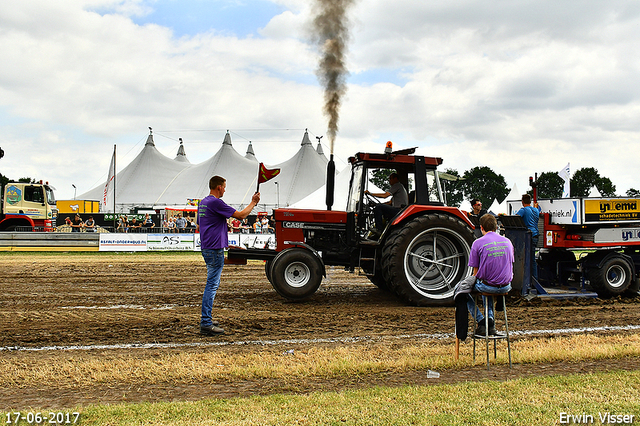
[113,144,116,230]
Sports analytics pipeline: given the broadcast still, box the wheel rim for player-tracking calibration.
[403,227,470,299]
[606,264,627,289]
[284,261,311,288]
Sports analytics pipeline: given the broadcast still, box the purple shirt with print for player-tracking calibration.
[197,195,236,250]
[469,231,514,286]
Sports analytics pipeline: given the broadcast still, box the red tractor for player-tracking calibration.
[229,146,475,306]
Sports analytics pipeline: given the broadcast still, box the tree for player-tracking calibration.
[369,169,393,192]
[461,166,509,207]
[0,173,9,188]
[570,167,616,197]
[440,168,464,207]
[627,188,640,197]
[533,172,564,199]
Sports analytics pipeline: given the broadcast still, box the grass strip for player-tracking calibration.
[2,333,639,389]
[64,369,640,425]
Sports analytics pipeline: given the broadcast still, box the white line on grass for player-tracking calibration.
[2,325,640,352]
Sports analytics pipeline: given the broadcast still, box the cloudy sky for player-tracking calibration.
[1,0,639,200]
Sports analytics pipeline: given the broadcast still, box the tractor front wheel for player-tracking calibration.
[270,248,323,300]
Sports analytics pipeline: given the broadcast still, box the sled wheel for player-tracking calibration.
[588,254,633,297]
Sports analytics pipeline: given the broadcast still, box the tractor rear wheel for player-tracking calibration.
[381,213,474,306]
[270,248,323,301]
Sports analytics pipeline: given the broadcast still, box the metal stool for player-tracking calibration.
[472,292,512,369]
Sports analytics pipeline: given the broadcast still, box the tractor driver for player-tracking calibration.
[364,172,409,234]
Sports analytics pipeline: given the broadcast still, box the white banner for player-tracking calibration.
[98,232,276,251]
[147,234,195,251]
[99,234,147,251]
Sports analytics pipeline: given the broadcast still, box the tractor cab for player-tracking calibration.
[347,147,446,241]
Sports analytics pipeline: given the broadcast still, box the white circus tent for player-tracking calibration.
[78,131,190,211]
[258,130,329,209]
[153,132,260,208]
[80,129,330,212]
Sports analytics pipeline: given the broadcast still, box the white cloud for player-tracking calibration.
[1,0,640,199]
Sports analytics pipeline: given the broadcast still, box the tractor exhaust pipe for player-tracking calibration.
[326,154,335,211]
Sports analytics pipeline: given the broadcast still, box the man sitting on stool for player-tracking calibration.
[456,214,514,336]
[364,172,408,233]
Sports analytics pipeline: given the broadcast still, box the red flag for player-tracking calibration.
[258,163,281,184]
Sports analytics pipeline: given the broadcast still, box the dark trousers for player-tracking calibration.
[374,204,400,230]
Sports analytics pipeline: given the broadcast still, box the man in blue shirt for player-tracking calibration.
[516,194,542,283]
[197,176,260,335]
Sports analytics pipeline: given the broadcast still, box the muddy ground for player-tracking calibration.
[1,252,639,410]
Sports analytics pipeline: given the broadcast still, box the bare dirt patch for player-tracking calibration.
[1,252,639,409]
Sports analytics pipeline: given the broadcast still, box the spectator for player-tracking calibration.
[130,217,143,232]
[241,218,251,234]
[261,216,270,234]
[117,215,129,233]
[71,214,83,233]
[231,218,241,233]
[166,217,177,233]
[84,216,96,232]
[253,218,262,234]
[467,198,488,239]
[143,214,154,229]
[175,214,187,233]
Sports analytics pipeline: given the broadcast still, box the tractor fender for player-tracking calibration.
[281,241,327,277]
[391,205,475,229]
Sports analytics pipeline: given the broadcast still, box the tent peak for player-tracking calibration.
[223,131,232,146]
[301,129,312,146]
[145,127,155,146]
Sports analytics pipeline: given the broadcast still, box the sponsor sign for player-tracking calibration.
[594,227,640,244]
[584,198,640,223]
[147,234,195,251]
[238,234,276,250]
[538,199,579,225]
[193,233,243,252]
[99,234,147,251]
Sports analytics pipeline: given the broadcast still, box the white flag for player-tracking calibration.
[102,146,116,212]
[558,162,570,198]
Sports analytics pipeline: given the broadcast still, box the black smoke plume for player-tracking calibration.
[312,0,355,155]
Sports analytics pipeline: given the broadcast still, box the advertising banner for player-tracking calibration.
[594,227,640,244]
[584,198,640,223]
[147,234,195,251]
[538,199,580,225]
[99,234,147,251]
[193,233,244,251]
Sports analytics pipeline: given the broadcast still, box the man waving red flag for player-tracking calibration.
[256,163,281,191]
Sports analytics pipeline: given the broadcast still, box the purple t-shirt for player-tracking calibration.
[197,195,237,250]
[469,231,514,286]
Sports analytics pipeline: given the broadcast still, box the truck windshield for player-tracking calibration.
[45,186,56,205]
[346,163,363,213]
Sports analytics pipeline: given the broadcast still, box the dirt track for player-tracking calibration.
[1,252,639,409]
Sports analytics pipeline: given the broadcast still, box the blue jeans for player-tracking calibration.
[201,248,225,327]
[466,279,512,323]
[531,235,539,283]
